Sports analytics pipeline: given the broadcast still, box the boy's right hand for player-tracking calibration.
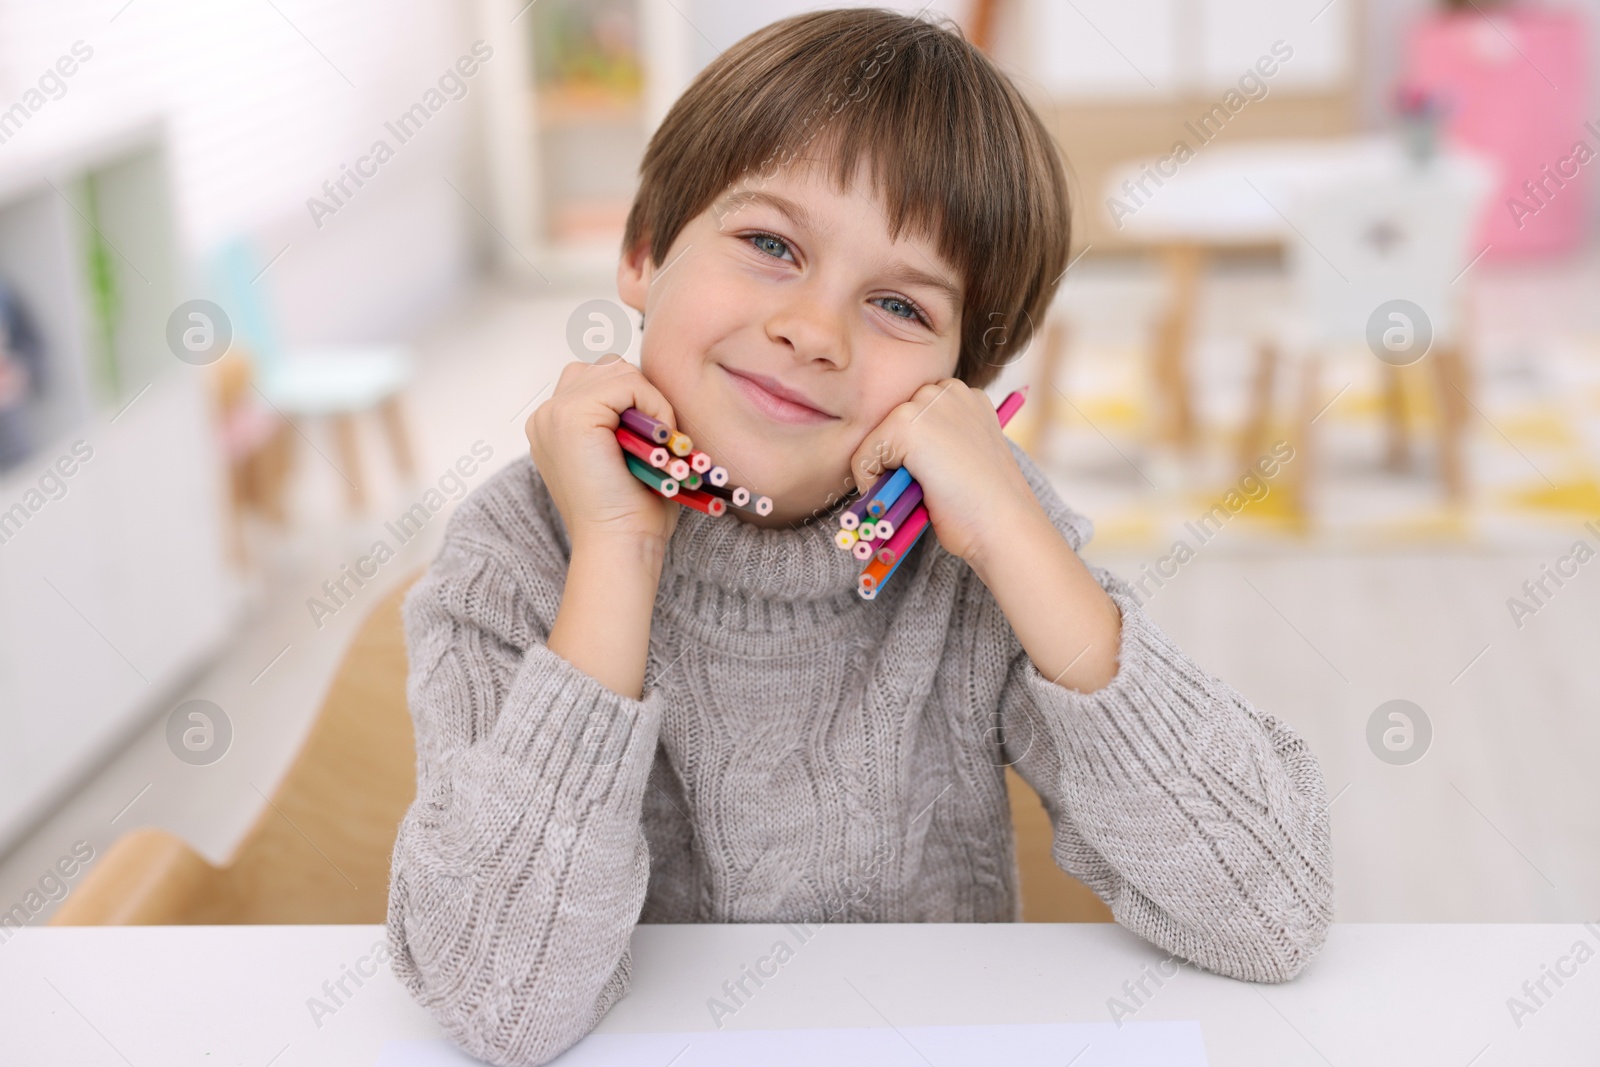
[525,355,682,553]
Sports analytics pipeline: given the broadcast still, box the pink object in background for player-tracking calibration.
[1406,8,1589,259]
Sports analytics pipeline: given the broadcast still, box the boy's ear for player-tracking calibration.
[616,237,652,315]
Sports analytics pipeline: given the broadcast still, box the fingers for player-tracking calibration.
[847,379,992,492]
[545,358,677,435]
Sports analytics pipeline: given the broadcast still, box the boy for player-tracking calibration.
[387,9,1334,1065]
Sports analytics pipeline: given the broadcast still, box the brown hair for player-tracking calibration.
[622,8,1071,390]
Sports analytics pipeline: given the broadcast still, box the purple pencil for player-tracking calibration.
[879,481,923,535]
[620,408,671,445]
[841,468,897,530]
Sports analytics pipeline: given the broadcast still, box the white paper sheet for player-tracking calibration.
[378,1020,1208,1066]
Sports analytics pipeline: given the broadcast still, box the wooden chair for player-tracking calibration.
[53,572,1110,925]
[51,573,421,925]
[1238,164,1491,517]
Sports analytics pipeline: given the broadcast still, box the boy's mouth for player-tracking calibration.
[720,366,838,425]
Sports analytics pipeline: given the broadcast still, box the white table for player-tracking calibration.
[1105,136,1495,246]
[1088,136,1495,452]
[3,923,1596,1064]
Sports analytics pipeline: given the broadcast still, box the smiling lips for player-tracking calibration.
[723,367,837,425]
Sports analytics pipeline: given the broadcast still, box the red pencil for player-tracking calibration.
[688,450,713,474]
[674,485,726,516]
[615,426,670,469]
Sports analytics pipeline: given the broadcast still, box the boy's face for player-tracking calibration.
[617,152,963,528]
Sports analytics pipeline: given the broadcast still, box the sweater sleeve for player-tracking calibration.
[992,444,1334,982]
[385,476,665,1066]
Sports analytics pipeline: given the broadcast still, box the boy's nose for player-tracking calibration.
[766,290,849,370]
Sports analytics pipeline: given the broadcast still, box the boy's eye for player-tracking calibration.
[873,295,930,328]
[748,233,793,261]
[744,230,930,329]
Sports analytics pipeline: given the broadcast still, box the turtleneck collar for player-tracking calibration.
[662,494,865,601]
[651,491,909,639]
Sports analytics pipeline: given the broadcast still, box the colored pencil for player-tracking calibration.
[856,387,1027,599]
[624,453,679,497]
[835,528,859,550]
[860,538,911,598]
[879,480,923,533]
[618,407,774,521]
[700,482,751,507]
[615,426,671,469]
[866,467,913,518]
[995,387,1028,426]
[858,552,892,590]
[621,408,671,445]
[674,485,726,516]
[858,519,877,541]
[841,468,896,529]
[852,538,875,561]
[873,519,895,541]
[872,502,929,568]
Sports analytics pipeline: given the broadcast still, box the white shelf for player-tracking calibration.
[0,116,239,854]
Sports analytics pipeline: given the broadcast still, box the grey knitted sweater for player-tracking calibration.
[386,441,1334,1066]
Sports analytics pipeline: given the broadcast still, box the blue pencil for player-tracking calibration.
[866,467,913,518]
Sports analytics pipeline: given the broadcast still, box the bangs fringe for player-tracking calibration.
[624,8,1071,389]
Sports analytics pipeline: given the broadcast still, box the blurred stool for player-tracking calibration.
[211,238,417,513]
[1237,162,1491,517]
[209,350,295,569]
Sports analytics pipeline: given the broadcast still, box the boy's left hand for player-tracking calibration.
[846,379,1039,567]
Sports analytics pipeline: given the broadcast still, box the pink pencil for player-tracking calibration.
[869,505,929,574]
[857,387,1026,598]
[995,386,1028,426]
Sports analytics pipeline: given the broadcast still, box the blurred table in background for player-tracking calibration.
[1078,135,1495,456]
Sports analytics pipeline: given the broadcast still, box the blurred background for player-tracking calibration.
[0,0,1596,930]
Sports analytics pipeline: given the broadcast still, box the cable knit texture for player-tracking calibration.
[386,440,1334,1066]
